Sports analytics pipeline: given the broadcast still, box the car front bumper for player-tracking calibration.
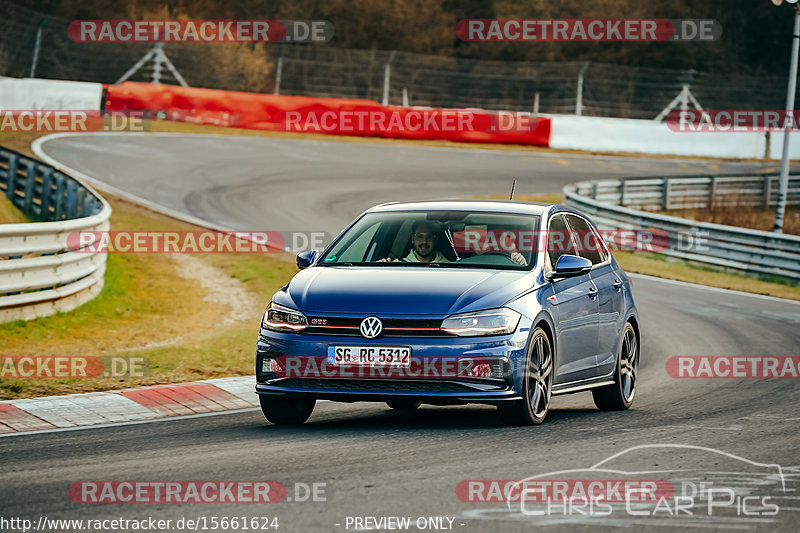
[255,318,532,404]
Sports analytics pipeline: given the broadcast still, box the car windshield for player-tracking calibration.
[319,210,540,270]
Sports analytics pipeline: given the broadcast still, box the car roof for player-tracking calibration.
[366,199,559,216]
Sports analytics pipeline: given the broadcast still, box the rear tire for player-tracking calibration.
[593,322,638,411]
[498,327,553,426]
[259,396,315,425]
[386,399,421,410]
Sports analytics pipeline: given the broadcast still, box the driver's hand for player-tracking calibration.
[377,257,392,262]
[510,252,528,266]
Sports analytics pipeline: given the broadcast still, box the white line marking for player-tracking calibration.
[620,424,742,432]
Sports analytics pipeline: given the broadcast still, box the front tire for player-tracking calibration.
[498,327,553,425]
[593,322,638,411]
[259,396,315,425]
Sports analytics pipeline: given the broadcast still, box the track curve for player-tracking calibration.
[2,132,797,532]
[35,132,777,232]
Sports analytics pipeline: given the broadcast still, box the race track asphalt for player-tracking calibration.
[35,133,779,232]
[1,133,797,532]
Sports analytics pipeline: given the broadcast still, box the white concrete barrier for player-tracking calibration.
[548,115,767,159]
[767,131,800,160]
[0,77,103,111]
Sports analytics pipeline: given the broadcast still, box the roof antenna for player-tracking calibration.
[509,179,517,200]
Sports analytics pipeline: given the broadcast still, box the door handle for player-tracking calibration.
[613,279,623,291]
[588,287,598,299]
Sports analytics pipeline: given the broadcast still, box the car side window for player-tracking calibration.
[547,214,577,267]
[565,214,606,265]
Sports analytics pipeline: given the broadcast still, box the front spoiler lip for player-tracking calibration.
[255,381,521,403]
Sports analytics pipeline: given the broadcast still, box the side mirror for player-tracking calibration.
[548,254,592,280]
[296,250,319,270]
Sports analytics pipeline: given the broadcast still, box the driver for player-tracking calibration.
[380,221,450,263]
[465,225,528,266]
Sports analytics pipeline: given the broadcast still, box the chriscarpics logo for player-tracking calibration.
[456,444,788,527]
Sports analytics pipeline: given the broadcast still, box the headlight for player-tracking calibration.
[262,302,308,331]
[441,308,521,336]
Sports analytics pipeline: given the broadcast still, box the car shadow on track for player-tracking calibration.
[250,405,614,433]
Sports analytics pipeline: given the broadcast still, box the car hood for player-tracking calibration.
[279,266,535,316]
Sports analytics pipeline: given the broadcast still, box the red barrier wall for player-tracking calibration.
[105,82,551,147]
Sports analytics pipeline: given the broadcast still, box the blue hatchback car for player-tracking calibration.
[255,200,640,425]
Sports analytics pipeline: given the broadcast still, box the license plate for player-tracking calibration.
[327,346,411,366]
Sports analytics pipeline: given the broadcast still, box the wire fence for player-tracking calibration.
[270,47,790,119]
[0,1,791,119]
[0,1,273,92]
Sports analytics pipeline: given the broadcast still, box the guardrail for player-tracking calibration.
[565,174,800,282]
[582,174,800,211]
[0,147,110,322]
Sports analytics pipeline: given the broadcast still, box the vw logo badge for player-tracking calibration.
[360,316,383,339]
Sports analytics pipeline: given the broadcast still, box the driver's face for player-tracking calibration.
[411,226,436,259]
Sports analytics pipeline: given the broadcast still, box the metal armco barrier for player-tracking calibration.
[565,174,800,282]
[582,174,800,211]
[0,147,110,322]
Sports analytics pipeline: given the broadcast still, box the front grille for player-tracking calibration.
[272,378,476,393]
[304,317,447,337]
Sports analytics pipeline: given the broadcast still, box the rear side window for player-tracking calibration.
[565,214,606,265]
[547,214,577,267]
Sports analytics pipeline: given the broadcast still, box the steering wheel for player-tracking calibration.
[456,252,519,266]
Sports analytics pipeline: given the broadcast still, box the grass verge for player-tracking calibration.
[662,205,800,236]
[0,194,30,224]
[0,193,297,399]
